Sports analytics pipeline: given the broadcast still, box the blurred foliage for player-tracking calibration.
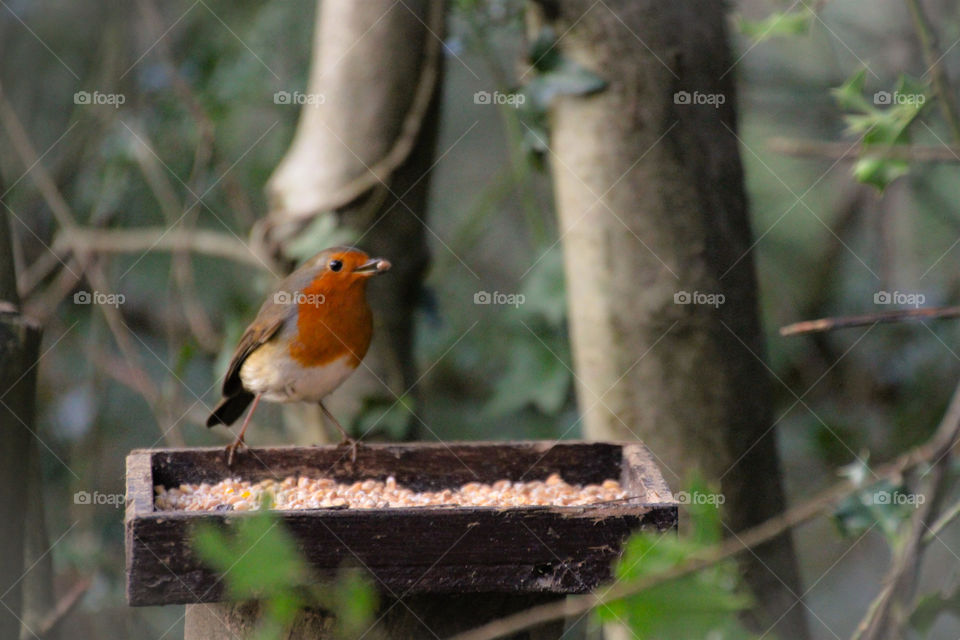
[737,8,815,42]
[193,496,378,640]
[598,480,756,639]
[832,70,929,190]
[2,0,960,636]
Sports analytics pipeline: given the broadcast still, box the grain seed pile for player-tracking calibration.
[154,473,629,511]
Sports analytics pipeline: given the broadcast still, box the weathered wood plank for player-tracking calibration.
[126,441,677,607]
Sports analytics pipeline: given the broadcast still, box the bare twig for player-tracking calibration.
[447,386,960,640]
[852,377,960,640]
[52,227,269,268]
[904,0,960,143]
[0,81,175,443]
[924,499,960,543]
[127,125,221,352]
[767,137,960,162]
[36,577,92,636]
[779,306,960,336]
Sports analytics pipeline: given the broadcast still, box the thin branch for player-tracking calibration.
[448,381,960,640]
[779,306,960,336]
[853,378,960,639]
[767,137,960,162]
[0,81,175,443]
[924,498,960,543]
[52,227,268,268]
[36,577,91,636]
[904,0,960,143]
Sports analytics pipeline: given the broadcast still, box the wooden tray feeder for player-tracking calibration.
[126,441,677,633]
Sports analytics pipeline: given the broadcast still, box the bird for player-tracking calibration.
[206,246,391,464]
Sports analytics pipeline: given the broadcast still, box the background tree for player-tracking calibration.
[527,1,806,636]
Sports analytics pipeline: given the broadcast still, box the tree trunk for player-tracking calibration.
[256,0,441,445]
[187,0,456,635]
[0,203,45,639]
[532,1,808,637]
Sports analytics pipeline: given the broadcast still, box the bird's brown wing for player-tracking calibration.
[221,307,287,397]
[219,263,320,397]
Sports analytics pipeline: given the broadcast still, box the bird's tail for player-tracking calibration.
[206,392,254,427]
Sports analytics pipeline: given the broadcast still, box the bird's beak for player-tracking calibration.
[355,257,391,276]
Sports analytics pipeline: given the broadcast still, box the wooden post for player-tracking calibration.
[126,442,677,639]
[184,595,565,639]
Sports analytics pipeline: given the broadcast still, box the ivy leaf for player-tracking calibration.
[522,26,607,111]
[524,59,607,110]
[519,250,566,327]
[486,334,570,416]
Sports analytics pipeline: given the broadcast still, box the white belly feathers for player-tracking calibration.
[239,340,358,403]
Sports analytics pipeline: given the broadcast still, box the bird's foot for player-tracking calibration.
[225,438,247,466]
[338,436,359,463]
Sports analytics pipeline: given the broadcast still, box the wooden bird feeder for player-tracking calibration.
[126,441,677,638]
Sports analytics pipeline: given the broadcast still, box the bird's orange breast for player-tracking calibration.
[288,275,373,368]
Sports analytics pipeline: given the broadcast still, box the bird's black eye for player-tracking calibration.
[329,259,343,272]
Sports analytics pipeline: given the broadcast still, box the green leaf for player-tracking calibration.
[192,502,307,602]
[485,335,571,416]
[833,479,919,544]
[330,569,379,637]
[911,586,960,633]
[528,27,562,73]
[597,479,754,639]
[852,156,910,191]
[831,70,871,113]
[831,71,930,190]
[519,250,566,327]
[523,26,607,110]
[524,59,607,109]
[737,9,814,42]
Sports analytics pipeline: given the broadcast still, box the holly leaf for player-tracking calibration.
[737,9,814,42]
[832,71,930,190]
[597,480,754,639]
[911,586,960,634]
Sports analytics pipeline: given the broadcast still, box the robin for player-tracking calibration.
[206,246,391,464]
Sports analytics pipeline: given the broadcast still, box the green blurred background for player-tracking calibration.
[3,0,960,637]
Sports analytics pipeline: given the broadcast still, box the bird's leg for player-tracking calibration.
[319,401,358,462]
[226,393,261,466]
